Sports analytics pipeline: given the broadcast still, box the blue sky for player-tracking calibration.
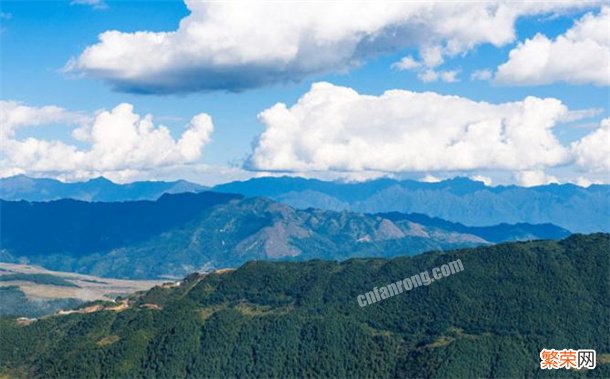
[1,1,608,186]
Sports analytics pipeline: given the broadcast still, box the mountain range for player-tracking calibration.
[1,234,608,378]
[0,192,569,279]
[0,175,207,202]
[2,175,608,233]
[214,176,610,233]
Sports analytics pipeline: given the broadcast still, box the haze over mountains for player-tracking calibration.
[0,192,568,279]
[2,175,608,233]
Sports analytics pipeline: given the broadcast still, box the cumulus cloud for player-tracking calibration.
[249,83,610,185]
[66,0,597,93]
[0,102,213,181]
[495,6,610,86]
[248,82,575,175]
[0,100,89,139]
[571,117,610,173]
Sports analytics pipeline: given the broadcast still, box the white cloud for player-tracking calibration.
[421,174,442,183]
[0,100,89,139]
[560,107,604,122]
[249,82,574,175]
[418,70,441,83]
[392,51,459,84]
[515,170,559,186]
[392,56,421,71]
[439,70,460,83]
[420,45,445,68]
[416,69,460,83]
[470,175,493,186]
[67,0,597,93]
[571,117,610,173]
[495,6,610,86]
[0,102,213,180]
[471,69,492,81]
[574,177,606,187]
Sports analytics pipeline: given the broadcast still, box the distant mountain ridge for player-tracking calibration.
[0,192,569,279]
[0,175,207,202]
[213,176,610,233]
[377,212,570,244]
[3,175,607,233]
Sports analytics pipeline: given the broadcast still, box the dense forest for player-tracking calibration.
[1,234,608,378]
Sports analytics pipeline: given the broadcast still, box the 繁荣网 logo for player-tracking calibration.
[540,349,596,370]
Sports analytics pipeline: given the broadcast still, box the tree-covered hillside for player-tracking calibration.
[1,234,608,378]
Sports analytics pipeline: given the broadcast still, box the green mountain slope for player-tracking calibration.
[1,234,608,378]
[1,193,569,279]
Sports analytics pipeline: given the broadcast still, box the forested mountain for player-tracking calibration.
[214,176,610,233]
[0,192,568,279]
[1,234,608,378]
[0,175,206,202]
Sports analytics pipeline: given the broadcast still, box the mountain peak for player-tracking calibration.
[86,176,114,184]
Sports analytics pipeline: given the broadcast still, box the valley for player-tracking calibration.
[0,262,164,317]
